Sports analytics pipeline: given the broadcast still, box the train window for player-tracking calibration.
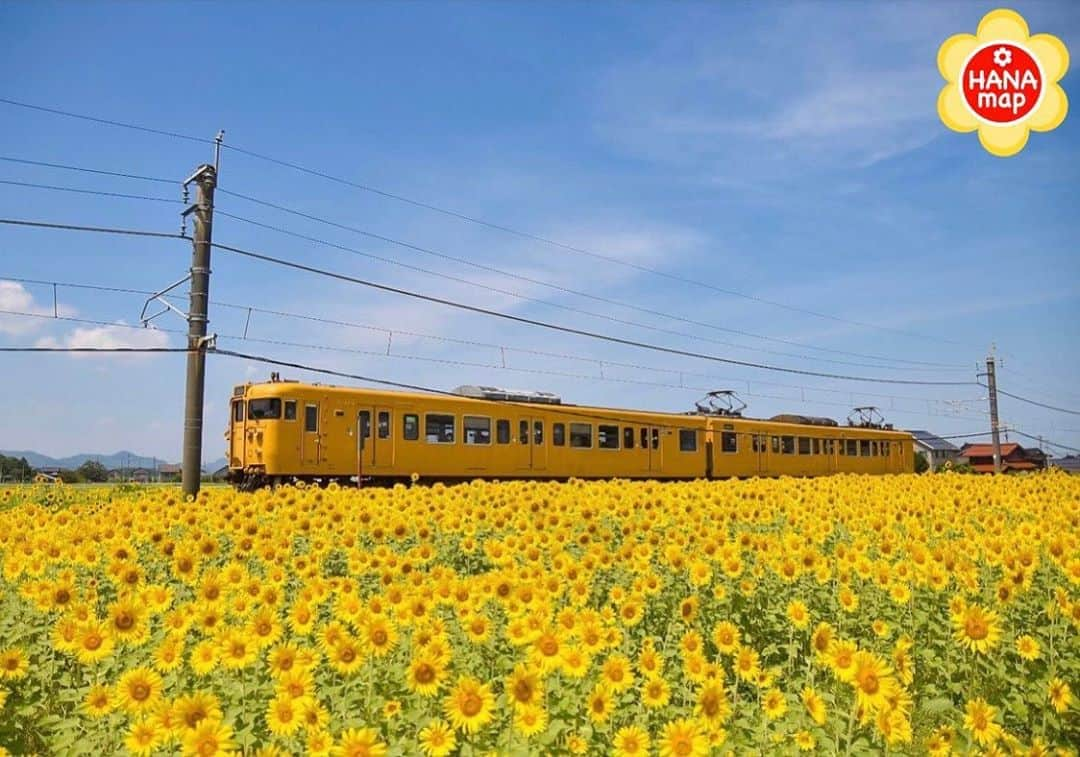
[496,419,511,444]
[812,438,821,455]
[249,398,282,420]
[358,411,371,441]
[463,416,491,445]
[598,425,619,449]
[304,404,318,432]
[233,400,244,422]
[624,427,635,449]
[881,441,890,456]
[651,429,660,450]
[721,431,737,453]
[860,439,871,457]
[846,440,858,456]
[870,441,879,456]
[570,423,592,448]
[798,437,811,455]
[553,423,566,446]
[771,436,780,454]
[284,400,297,421]
[519,420,529,445]
[679,429,697,452]
[640,428,649,448]
[752,435,763,453]
[534,421,544,445]
[824,439,835,455]
[377,411,390,439]
[838,439,846,455]
[403,414,419,441]
[425,414,455,444]
[781,436,795,455]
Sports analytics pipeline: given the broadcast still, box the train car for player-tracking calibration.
[226,378,913,488]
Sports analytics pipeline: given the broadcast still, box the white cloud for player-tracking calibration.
[35,322,171,354]
[0,280,55,335]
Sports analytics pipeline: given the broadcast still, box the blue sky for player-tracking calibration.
[1,1,1078,463]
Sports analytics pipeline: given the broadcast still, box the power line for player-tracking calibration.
[0,97,212,144]
[209,237,977,387]
[0,178,181,204]
[0,217,189,240]
[978,383,1080,416]
[216,187,963,370]
[1009,429,1080,455]
[215,210,959,373]
[0,279,988,411]
[0,346,190,354]
[0,95,965,347]
[0,156,177,184]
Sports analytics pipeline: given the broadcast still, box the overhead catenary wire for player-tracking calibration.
[0,155,178,185]
[0,178,182,204]
[216,188,964,370]
[0,217,189,240]
[985,386,1080,417]
[208,238,977,387]
[0,279,989,412]
[0,95,965,347]
[214,210,960,373]
[0,346,191,354]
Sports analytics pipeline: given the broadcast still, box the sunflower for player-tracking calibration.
[173,691,223,731]
[218,629,258,670]
[1015,634,1040,661]
[678,596,699,623]
[75,619,114,665]
[116,667,164,714]
[514,703,548,737]
[658,718,708,757]
[418,719,456,757]
[711,621,740,655]
[763,688,787,720]
[963,698,1003,746]
[190,639,219,676]
[124,718,163,756]
[507,663,544,709]
[276,668,316,701]
[1049,677,1071,713]
[852,651,898,714]
[0,648,28,680]
[613,724,651,756]
[601,654,634,692]
[181,718,236,756]
[826,639,858,683]
[328,636,365,676]
[443,676,494,734]
[83,683,113,717]
[794,730,816,751]
[363,616,398,657]
[265,693,303,737]
[696,682,731,725]
[801,687,827,725]
[733,644,760,682]
[786,600,810,630]
[953,604,1001,654]
[642,676,671,709]
[560,647,591,678]
[586,684,613,723]
[810,622,834,660]
[408,653,448,697]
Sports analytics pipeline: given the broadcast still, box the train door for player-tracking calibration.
[647,427,662,472]
[229,398,246,468]
[357,408,374,477]
[531,419,547,471]
[753,433,767,474]
[516,417,532,471]
[302,402,321,467]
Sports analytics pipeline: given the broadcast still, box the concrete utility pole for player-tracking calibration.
[986,351,1002,474]
[181,162,217,497]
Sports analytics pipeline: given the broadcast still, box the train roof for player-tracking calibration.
[239,379,912,436]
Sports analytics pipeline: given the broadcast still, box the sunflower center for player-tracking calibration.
[84,633,102,650]
[114,612,134,631]
[539,637,558,656]
[340,647,356,663]
[372,629,388,646]
[131,683,151,701]
[415,664,435,684]
[858,670,880,695]
[673,735,693,756]
[461,692,483,717]
[702,692,720,716]
[513,679,534,702]
[965,616,989,640]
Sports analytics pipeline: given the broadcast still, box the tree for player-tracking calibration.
[57,469,83,484]
[0,455,33,482]
[914,451,930,474]
[77,460,109,483]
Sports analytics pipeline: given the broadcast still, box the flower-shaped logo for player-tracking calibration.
[938,8,1069,156]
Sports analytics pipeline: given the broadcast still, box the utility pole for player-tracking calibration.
[985,350,1002,474]
[180,159,218,497]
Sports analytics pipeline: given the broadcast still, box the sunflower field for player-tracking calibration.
[0,473,1077,756]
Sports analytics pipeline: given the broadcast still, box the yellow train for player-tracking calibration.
[226,378,914,488]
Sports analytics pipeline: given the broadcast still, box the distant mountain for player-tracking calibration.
[1,450,229,473]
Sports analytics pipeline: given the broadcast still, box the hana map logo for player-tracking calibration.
[937,8,1069,157]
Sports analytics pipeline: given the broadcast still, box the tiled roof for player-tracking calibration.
[909,430,959,452]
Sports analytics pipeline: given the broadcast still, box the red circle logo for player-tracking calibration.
[961,42,1043,124]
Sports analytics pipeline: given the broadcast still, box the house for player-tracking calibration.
[158,463,183,482]
[909,430,960,472]
[1050,455,1080,474]
[959,442,1046,474]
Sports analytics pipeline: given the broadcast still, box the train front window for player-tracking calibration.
[304,405,319,432]
[249,398,282,420]
[232,400,244,422]
[425,414,455,443]
[284,400,297,421]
